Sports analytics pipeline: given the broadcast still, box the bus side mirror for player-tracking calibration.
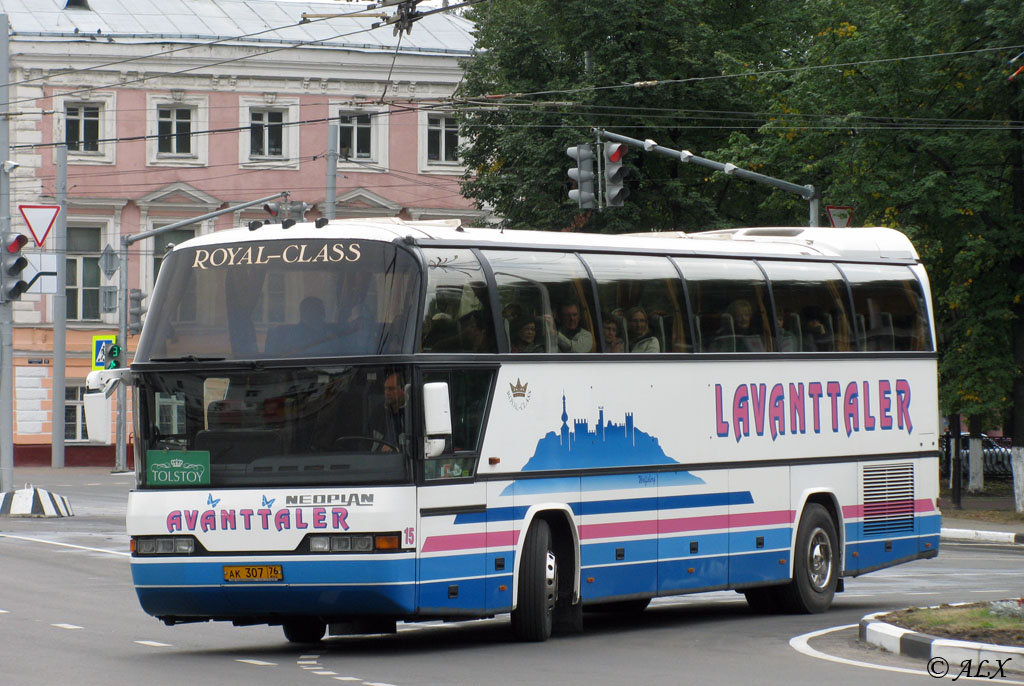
[422,382,452,458]
[83,368,132,445]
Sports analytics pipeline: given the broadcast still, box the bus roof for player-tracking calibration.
[175,218,920,262]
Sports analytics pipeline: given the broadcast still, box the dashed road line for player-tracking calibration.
[331,677,362,682]
[313,671,338,676]
[135,640,172,647]
[236,659,277,666]
[52,623,83,630]
[364,682,397,686]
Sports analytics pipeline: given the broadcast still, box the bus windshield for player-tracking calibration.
[136,238,419,362]
[135,365,413,488]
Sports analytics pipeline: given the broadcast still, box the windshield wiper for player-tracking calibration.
[149,355,227,362]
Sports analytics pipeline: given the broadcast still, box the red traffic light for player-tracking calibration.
[606,143,627,164]
[6,233,28,253]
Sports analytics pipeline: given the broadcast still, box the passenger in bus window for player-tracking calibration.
[433,309,494,352]
[801,306,832,351]
[777,312,799,352]
[603,316,626,353]
[510,316,545,353]
[723,299,765,352]
[626,306,660,353]
[378,372,407,453]
[554,302,594,353]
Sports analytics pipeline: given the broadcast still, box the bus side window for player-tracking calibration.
[674,257,771,353]
[482,250,597,354]
[421,369,495,479]
[838,264,933,352]
[760,261,852,353]
[582,254,690,353]
[420,249,496,353]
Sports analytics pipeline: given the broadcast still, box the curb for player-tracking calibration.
[0,485,74,517]
[941,528,1024,545]
[860,610,1024,670]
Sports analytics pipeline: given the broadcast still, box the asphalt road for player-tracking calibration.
[2,468,1023,686]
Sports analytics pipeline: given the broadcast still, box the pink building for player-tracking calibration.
[4,0,481,464]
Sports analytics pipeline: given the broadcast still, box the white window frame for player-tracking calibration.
[332,102,389,173]
[418,110,465,174]
[65,229,103,323]
[58,216,119,326]
[53,91,117,165]
[146,93,209,167]
[65,383,90,443]
[238,96,300,170]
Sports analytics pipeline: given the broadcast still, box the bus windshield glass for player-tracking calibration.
[135,238,419,362]
[135,365,413,488]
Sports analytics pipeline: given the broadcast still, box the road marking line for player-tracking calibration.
[298,660,320,665]
[0,533,129,557]
[313,671,338,676]
[790,623,1024,684]
[300,654,320,659]
[969,589,1009,593]
[0,609,8,614]
[236,659,277,666]
[332,678,361,681]
[364,682,397,686]
[135,640,172,647]
[52,623,82,630]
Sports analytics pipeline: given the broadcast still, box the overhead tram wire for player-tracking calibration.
[3,7,461,110]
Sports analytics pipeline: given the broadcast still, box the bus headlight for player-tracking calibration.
[133,536,196,555]
[306,533,400,553]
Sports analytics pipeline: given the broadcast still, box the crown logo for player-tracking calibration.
[170,458,183,468]
[509,378,528,398]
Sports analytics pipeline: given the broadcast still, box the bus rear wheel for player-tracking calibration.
[282,619,326,644]
[780,503,838,614]
[511,519,556,642]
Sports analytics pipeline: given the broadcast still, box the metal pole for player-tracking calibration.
[591,128,819,225]
[0,14,12,493]
[51,144,67,468]
[115,235,128,472]
[326,124,338,220]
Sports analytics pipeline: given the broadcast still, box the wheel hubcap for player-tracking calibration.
[545,550,557,616]
[807,527,833,592]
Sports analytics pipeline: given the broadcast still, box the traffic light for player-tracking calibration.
[2,233,30,301]
[128,288,146,335]
[264,201,311,228]
[106,341,122,370]
[566,144,595,209]
[603,142,630,207]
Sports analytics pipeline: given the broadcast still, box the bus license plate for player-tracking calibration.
[223,565,283,582]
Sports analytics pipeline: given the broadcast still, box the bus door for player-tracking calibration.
[416,368,497,615]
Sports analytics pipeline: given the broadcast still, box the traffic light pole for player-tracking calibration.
[0,14,12,493]
[111,192,289,472]
[592,128,821,227]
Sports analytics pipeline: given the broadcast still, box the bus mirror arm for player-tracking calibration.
[422,382,453,459]
[86,368,133,399]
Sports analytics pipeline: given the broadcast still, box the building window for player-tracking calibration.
[65,385,89,442]
[157,107,193,155]
[154,227,197,322]
[66,226,102,321]
[66,105,101,152]
[250,109,284,157]
[338,113,372,160]
[427,114,459,163]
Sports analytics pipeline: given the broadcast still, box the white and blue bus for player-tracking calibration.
[89,218,940,643]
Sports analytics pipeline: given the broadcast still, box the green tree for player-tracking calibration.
[717,0,1024,427]
[458,0,793,232]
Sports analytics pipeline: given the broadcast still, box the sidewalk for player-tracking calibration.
[939,492,1024,543]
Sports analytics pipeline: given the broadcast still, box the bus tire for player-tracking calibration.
[780,503,838,614]
[282,619,326,644]
[511,519,556,642]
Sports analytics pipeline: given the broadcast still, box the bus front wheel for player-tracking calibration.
[283,619,326,644]
[511,519,556,642]
[780,503,838,614]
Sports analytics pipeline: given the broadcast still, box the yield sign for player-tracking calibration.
[18,204,61,246]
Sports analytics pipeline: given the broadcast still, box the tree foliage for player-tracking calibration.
[457,0,1024,423]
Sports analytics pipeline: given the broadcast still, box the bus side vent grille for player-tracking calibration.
[862,463,915,536]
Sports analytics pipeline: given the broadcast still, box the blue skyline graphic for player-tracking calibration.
[522,394,682,470]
